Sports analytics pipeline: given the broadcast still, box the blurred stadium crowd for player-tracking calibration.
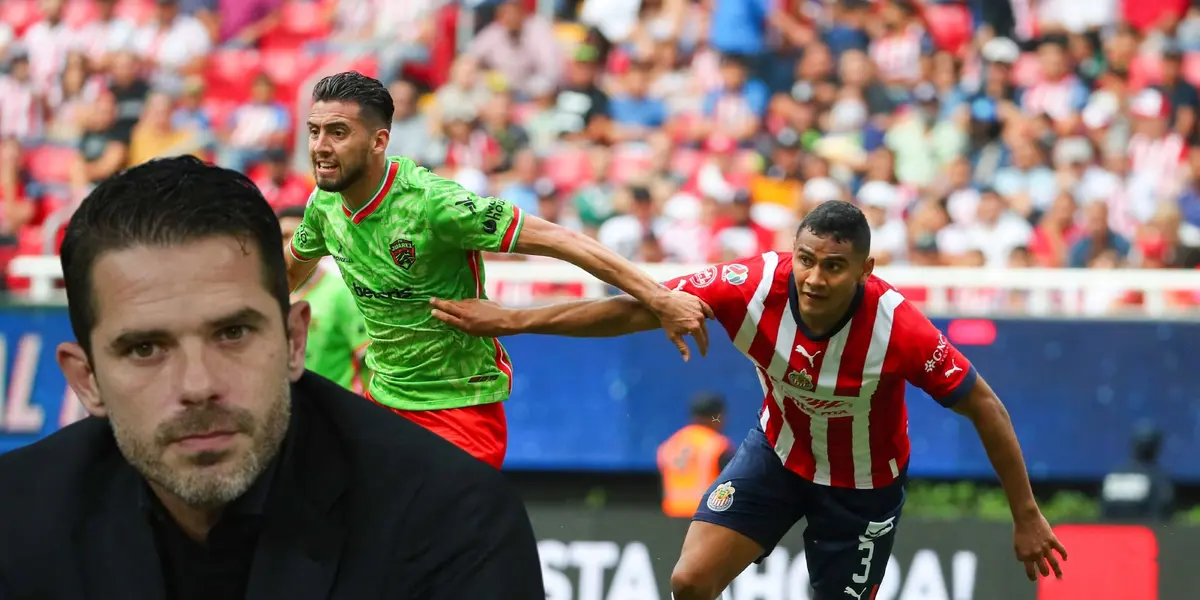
[0,0,1199,304]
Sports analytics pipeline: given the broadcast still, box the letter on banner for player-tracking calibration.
[731,546,787,600]
[608,542,659,600]
[537,540,574,600]
[570,541,620,600]
[898,550,949,600]
[0,334,45,433]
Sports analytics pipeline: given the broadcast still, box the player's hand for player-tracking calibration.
[430,298,514,337]
[648,290,712,362]
[1013,512,1067,581]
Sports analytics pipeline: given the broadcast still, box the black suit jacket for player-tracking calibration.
[0,372,545,599]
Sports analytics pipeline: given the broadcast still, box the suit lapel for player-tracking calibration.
[245,392,348,600]
[74,461,167,600]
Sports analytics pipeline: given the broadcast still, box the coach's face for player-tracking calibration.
[792,229,873,324]
[56,236,310,509]
[308,100,388,193]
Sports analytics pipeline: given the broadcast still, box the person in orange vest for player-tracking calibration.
[657,393,735,518]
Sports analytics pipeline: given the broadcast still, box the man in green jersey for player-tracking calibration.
[286,72,708,468]
[278,206,371,393]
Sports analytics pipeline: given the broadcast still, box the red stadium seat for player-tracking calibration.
[1182,52,1200,88]
[1128,53,1162,89]
[921,3,971,56]
[260,0,333,50]
[5,226,42,290]
[261,48,321,97]
[609,145,652,184]
[114,0,154,25]
[0,0,40,36]
[201,98,239,131]
[670,148,705,179]
[541,149,590,194]
[204,49,262,102]
[23,145,76,185]
[1010,52,1042,88]
[62,0,98,28]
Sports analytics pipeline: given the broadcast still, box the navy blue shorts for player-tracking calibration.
[694,428,906,598]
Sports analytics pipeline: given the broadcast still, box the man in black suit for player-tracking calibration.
[0,156,544,599]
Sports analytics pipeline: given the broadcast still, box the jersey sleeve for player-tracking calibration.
[894,302,978,408]
[288,192,329,263]
[416,167,525,253]
[660,256,764,336]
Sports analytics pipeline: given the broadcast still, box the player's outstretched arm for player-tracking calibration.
[952,377,1069,582]
[512,216,708,356]
[431,294,714,360]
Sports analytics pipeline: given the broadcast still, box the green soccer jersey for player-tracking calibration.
[288,156,525,411]
[293,267,369,392]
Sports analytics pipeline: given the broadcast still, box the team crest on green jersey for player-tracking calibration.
[389,238,416,270]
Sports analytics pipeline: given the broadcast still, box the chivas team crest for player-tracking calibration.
[389,238,416,270]
[787,369,814,391]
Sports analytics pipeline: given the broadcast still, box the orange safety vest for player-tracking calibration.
[657,425,731,518]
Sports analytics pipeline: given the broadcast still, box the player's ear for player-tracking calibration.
[57,342,106,418]
[860,255,875,283]
[373,125,390,154]
[285,301,312,380]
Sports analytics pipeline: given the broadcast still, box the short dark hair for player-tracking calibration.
[796,200,871,255]
[60,156,290,357]
[311,71,394,128]
[276,205,307,220]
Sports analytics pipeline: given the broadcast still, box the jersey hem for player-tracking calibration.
[500,206,525,253]
[365,392,509,411]
[288,241,316,263]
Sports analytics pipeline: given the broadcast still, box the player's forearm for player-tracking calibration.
[960,391,1040,521]
[507,296,660,337]
[286,255,318,293]
[513,219,668,308]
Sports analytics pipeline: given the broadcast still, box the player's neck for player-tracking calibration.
[798,297,856,339]
[340,159,390,211]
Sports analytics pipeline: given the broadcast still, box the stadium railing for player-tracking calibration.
[9,255,1200,317]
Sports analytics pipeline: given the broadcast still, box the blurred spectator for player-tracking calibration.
[0,138,34,238]
[497,148,542,216]
[253,148,310,210]
[1021,37,1090,128]
[993,137,1058,220]
[468,0,560,99]
[710,189,773,261]
[598,185,665,260]
[885,82,966,187]
[325,0,439,83]
[127,91,204,167]
[610,60,668,143]
[1070,201,1132,268]
[858,181,907,265]
[1157,44,1198,136]
[940,188,1033,268]
[441,107,502,174]
[131,0,212,92]
[45,52,105,143]
[106,51,150,139]
[0,53,42,142]
[868,0,931,88]
[698,54,768,145]
[170,75,214,141]
[70,92,129,196]
[386,79,434,162]
[553,44,611,143]
[76,0,136,70]
[480,91,529,171]
[217,74,290,173]
[1100,422,1175,522]
[428,56,493,138]
[198,0,282,46]
[1029,193,1082,267]
[21,0,73,92]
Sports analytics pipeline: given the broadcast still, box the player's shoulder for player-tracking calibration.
[701,251,786,288]
[862,274,929,326]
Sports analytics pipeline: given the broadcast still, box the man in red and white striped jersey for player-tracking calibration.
[431,201,1068,600]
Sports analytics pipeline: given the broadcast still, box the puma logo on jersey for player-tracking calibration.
[794,345,822,364]
[944,360,963,378]
[844,587,865,599]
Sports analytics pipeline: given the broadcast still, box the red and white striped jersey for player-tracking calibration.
[664,251,977,489]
